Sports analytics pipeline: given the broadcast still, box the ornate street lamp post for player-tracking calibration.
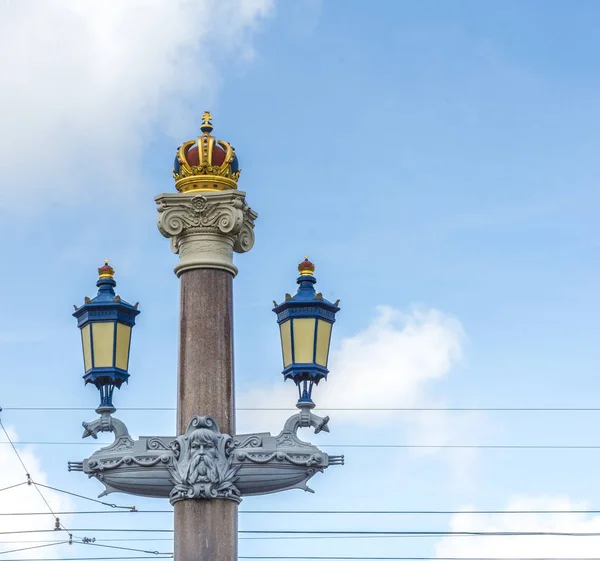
[68,113,343,561]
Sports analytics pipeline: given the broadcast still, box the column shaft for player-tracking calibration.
[174,268,237,561]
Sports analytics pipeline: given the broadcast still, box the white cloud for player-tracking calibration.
[0,0,274,211]
[240,306,464,414]
[0,425,75,559]
[238,306,473,439]
[435,495,600,558]
[238,305,482,483]
[320,306,464,411]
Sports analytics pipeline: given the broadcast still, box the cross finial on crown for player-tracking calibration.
[200,111,214,134]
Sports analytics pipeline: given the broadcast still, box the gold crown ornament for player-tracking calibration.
[98,260,115,279]
[298,256,316,277]
[173,111,241,193]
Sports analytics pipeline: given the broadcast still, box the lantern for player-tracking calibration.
[272,258,340,405]
[73,262,140,410]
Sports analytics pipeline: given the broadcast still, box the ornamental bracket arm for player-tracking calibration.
[68,409,343,499]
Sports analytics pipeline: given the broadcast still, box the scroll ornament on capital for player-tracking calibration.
[168,416,241,505]
[155,192,257,256]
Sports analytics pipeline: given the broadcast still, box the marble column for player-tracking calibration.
[156,190,257,561]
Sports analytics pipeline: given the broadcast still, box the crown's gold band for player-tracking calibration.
[175,174,239,193]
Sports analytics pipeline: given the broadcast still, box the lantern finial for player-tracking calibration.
[98,260,115,280]
[298,256,315,277]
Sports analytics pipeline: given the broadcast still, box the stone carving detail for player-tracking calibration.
[233,435,262,448]
[168,416,241,505]
[103,436,135,452]
[70,408,343,499]
[147,438,172,451]
[89,454,171,471]
[155,191,257,276]
[235,451,324,467]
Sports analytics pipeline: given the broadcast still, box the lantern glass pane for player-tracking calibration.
[81,324,92,372]
[315,319,333,367]
[115,323,132,370]
[279,320,292,368]
[293,318,316,364]
[92,321,115,368]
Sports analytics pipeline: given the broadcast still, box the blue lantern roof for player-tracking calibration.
[73,262,140,329]
[272,257,340,320]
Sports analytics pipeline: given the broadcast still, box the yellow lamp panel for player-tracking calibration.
[81,324,92,372]
[92,322,115,368]
[115,323,132,370]
[315,319,333,366]
[293,318,316,363]
[279,320,292,367]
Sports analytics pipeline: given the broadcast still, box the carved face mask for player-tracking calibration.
[187,429,220,483]
[189,429,217,458]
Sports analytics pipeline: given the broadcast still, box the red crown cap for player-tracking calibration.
[298,257,315,277]
[98,260,115,279]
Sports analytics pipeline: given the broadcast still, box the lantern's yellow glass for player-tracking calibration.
[115,324,132,370]
[315,319,332,367]
[81,324,93,372]
[279,320,293,367]
[292,318,316,363]
[92,322,115,368]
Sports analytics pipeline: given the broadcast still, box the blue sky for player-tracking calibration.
[1,0,599,558]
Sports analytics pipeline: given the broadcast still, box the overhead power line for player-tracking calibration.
[5,406,600,412]
[0,482,27,494]
[235,558,600,560]
[3,557,600,561]
[6,529,600,537]
[0,420,73,540]
[73,539,169,556]
[3,509,600,516]
[0,540,168,558]
[0,479,135,510]
[0,541,70,557]
[5,441,600,449]
[0,558,172,561]
[34,482,136,511]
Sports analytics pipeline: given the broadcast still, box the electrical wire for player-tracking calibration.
[0,541,69,556]
[0,558,172,561]
[6,533,600,545]
[33,482,136,511]
[0,482,27,494]
[5,406,600,411]
[6,529,600,537]
[0,540,171,546]
[5,441,600,449]
[75,540,168,556]
[235,558,600,560]
[0,420,74,540]
[4,555,600,561]
[10,555,600,561]
[0,420,30,473]
[4,508,600,516]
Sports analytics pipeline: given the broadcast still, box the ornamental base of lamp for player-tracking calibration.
[68,407,344,500]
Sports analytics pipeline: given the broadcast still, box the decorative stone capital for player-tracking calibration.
[155,190,257,277]
[168,416,241,505]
